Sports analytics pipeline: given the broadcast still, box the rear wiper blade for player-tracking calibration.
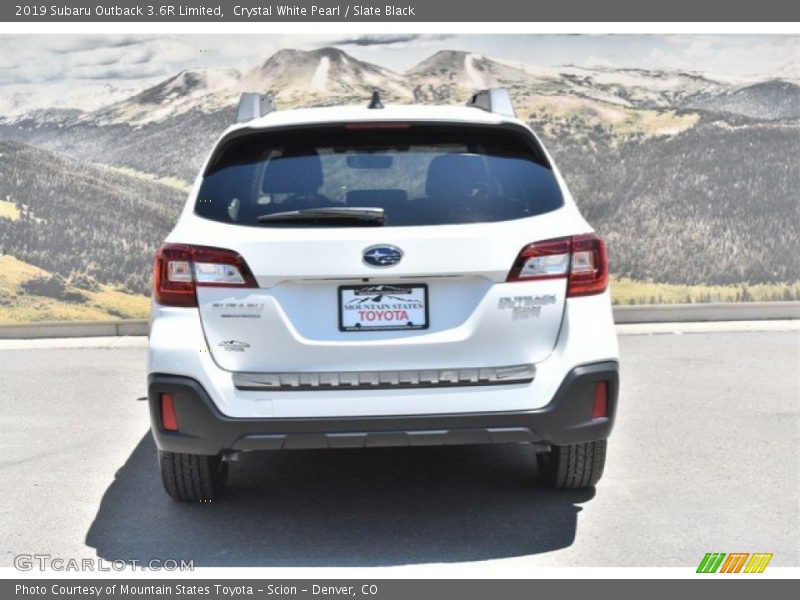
[257,207,385,226]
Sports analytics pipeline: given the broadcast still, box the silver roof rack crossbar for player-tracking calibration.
[236,92,276,123]
[466,88,516,118]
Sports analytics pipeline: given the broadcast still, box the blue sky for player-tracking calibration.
[0,34,797,113]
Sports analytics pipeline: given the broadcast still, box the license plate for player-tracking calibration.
[339,284,429,332]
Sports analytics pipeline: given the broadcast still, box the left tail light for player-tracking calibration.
[153,243,257,307]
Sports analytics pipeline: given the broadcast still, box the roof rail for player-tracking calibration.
[466,88,516,118]
[236,92,276,123]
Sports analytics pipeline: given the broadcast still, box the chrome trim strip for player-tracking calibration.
[233,364,535,391]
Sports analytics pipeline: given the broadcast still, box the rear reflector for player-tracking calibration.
[153,244,257,307]
[507,233,608,297]
[160,393,179,431]
[592,382,609,419]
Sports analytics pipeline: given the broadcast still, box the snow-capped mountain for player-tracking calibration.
[242,47,411,103]
[76,47,413,127]
[408,50,540,89]
[406,50,562,106]
[90,68,241,126]
[405,52,733,109]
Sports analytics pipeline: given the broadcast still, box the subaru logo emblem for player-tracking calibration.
[363,245,403,267]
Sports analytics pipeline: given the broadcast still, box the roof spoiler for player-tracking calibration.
[234,88,516,123]
[236,92,276,123]
[466,88,516,118]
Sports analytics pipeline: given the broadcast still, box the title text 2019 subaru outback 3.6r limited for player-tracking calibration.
[148,89,619,501]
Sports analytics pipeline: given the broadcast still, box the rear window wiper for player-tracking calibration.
[256,207,386,226]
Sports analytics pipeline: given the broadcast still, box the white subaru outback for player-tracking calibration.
[148,89,619,502]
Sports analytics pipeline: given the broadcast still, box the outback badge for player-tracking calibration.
[218,340,250,352]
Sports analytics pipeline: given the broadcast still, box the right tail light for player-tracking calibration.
[507,233,608,297]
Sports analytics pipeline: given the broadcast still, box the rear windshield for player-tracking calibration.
[195,124,563,227]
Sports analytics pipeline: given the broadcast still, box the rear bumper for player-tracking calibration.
[148,361,619,455]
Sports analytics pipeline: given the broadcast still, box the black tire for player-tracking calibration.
[158,450,228,502]
[537,440,607,489]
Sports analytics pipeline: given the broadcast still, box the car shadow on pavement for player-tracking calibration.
[86,432,594,566]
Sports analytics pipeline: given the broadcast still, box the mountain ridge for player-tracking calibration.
[4,47,798,128]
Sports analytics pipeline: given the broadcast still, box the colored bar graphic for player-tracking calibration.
[720,553,749,573]
[744,553,773,573]
[697,553,726,573]
[697,552,773,573]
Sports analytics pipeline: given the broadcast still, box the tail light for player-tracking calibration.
[507,233,608,297]
[153,244,257,307]
[569,234,609,297]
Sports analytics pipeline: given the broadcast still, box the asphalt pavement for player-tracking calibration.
[1,326,798,568]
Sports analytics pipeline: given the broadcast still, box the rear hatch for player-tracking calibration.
[179,122,576,374]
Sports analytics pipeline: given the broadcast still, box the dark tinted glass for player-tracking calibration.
[195,124,563,227]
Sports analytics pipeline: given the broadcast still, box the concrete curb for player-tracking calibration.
[0,302,798,339]
[611,301,800,323]
[0,319,149,339]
